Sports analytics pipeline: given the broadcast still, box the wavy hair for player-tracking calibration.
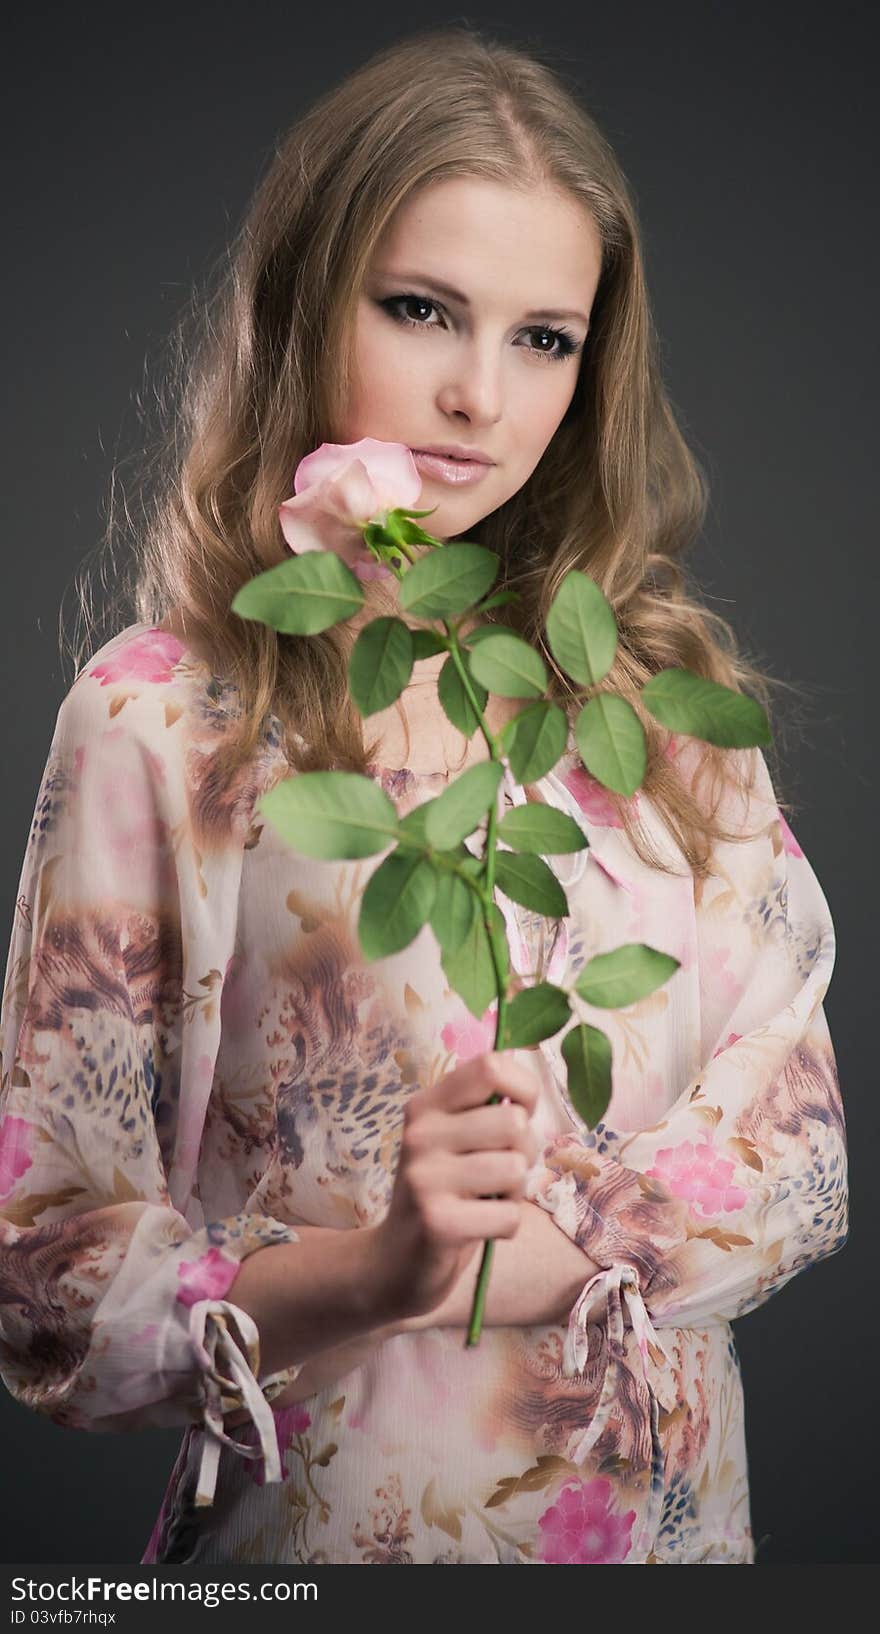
[64,24,812,880]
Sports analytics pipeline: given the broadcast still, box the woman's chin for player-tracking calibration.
[353,556,396,583]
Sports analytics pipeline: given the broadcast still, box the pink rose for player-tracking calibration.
[278,437,423,582]
[175,1246,240,1307]
[0,1116,35,1199]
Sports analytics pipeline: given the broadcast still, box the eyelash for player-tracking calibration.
[379,293,581,364]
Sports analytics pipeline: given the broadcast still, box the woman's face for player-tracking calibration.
[334,176,603,542]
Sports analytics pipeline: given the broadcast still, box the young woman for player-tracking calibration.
[0,28,848,1565]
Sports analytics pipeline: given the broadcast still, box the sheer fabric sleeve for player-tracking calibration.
[525,746,849,1335]
[0,657,304,1507]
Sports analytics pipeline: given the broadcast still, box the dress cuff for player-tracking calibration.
[188,1297,304,1509]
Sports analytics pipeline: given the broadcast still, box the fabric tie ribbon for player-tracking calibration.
[189,1298,303,1509]
[562,1261,679,1559]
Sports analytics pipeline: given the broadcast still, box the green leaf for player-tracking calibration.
[442,900,508,1020]
[349,617,414,716]
[457,852,486,880]
[545,570,618,687]
[437,652,488,737]
[494,853,569,918]
[429,868,479,956]
[641,669,771,747]
[399,543,499,619]
[423,761,504,849]
[232,551,364,635]
[357,849,438,959]
[499,983,572,1048]
[573,695,647,797]
[394,802,431,848]
[496,803,588,856]
[411,628,449,661]
[467,631,548,698]
[257,771,398,859]
[574,942,681,1007]
[561,1023,612,1128]
[495,704,537,753]
[506,702,570,783]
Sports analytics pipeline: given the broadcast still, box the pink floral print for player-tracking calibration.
[0,1116,33,1199]
[89,629,185,686]
[441,1003,498,1063]
[538,1476,636,1564]
[778,812,805,857]
[559,759,635,825]
[176,1248,241,1308]
[646,1137,748,1216]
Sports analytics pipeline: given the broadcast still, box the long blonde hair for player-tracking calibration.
[64,24,812,880]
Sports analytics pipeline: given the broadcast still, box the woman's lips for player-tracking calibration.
[410,449,492,485]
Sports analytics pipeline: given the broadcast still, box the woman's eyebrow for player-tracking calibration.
[374,267,589,326]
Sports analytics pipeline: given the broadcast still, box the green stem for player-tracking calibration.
[442,626,510,1351]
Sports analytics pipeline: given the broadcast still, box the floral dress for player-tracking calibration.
[0,623,848,1565]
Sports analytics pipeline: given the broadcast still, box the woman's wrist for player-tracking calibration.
[386,1203,604,1332]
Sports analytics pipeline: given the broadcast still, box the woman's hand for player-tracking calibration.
[369,1048,542,1324]
[221,1050,543,1430]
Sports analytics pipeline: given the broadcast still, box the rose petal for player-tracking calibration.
[293,437,421,509]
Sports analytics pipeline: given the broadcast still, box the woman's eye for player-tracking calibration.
[380,294,580,364]
[382,294,443,329]
[522,327,581,364]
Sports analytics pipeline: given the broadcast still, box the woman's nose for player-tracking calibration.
[435,342,504,427]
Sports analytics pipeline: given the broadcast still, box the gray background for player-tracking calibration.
[2,0,875,1565]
